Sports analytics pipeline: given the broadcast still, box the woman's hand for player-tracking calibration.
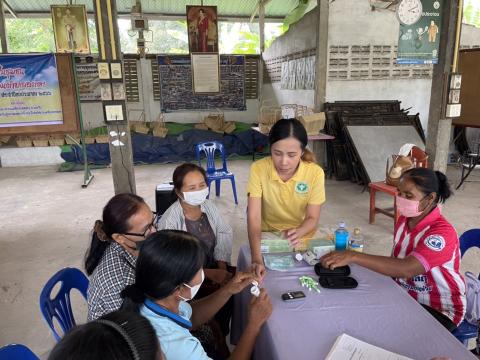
[251,261,266,281]
[320,250,357,269]
[225,271,257,295]
[248,288,272,329]
[207,269,233,285]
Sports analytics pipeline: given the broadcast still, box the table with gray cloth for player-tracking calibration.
[231,245,474,360]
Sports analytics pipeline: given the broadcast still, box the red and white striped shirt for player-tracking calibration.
[392,206,466,326]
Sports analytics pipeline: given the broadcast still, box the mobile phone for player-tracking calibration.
[281,291,306,301]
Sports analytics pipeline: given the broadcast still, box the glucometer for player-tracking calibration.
[281,291,306,302]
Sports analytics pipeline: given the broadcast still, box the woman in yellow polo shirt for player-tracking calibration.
[247,118,326,279]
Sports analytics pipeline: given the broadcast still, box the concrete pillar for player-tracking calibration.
[257,0,266,123]
[0,0,8,53]
[425,0,459,172]
[313,0,329,113]
[93,0,136,194]
[312,0,329,165]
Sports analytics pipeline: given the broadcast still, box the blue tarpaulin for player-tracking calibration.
[61,129,268,165]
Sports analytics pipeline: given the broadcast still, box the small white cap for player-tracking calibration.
[295,253,303,261]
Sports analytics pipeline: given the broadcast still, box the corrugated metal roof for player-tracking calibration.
[5,0,315,19]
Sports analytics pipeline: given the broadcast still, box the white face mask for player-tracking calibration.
[179,269,204,301]
[183,188,209,206]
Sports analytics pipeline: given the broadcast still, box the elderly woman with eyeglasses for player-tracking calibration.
[85,193,157,320]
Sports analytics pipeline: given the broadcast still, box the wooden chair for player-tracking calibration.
[369,146,428,225]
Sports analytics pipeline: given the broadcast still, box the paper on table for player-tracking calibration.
[325,334,413,360]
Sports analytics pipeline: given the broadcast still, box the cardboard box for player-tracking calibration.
[152,122,168,138]
[299,112,326,135]
[309,239,335,259]
[65,134,81,145]
[49,136,66,146]
[31,135,49,147]
[95,135,110,143]
[15,136,33,147]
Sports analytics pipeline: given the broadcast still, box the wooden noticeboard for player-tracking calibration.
[0,53,80,136]
[453,49,480,128]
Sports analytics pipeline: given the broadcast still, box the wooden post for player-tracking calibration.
[93,0,136,194]
[257,0,265,123]
[0,0,8,53]
[425,0,459,172]
[314,0,329,113]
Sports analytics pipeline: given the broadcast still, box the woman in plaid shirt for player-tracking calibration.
[85,193,157,320]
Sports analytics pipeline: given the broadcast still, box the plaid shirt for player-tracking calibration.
[87,241,136,321]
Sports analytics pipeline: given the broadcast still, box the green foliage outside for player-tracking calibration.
[4,18,283,55]
[464,0,480,28]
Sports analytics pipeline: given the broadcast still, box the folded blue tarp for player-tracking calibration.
[61,129,268,165]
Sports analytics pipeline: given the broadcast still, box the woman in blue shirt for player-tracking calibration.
[121,230,272,360]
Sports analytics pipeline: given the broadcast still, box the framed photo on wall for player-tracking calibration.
[51,5,90,54]
[186,6,218,53]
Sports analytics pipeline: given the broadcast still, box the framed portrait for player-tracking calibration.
[191,53,220,93]
[112,83,126,100]
[101,83,112,101]
[186,6,218,53]
[110,62,123,79]
[98,62,110,79]
[51,5,90,54]
[104,102,126,122]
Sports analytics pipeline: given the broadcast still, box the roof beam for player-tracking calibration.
[4,11,284,22]
[2,0,16,18]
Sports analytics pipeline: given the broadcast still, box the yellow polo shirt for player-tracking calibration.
[247,157,326,236]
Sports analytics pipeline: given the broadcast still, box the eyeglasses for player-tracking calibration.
[123,212,158,238]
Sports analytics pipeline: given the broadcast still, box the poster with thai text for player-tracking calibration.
[0,53,63,127]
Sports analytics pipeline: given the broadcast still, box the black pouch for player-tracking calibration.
[314,263,351,277]
[314,263,358,289]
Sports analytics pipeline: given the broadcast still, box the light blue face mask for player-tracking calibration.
[263,254,295,271]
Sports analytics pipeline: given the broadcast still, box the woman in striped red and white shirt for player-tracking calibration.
[321,168,466,331]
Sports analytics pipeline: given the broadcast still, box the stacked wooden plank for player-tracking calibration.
[324,101,425,186]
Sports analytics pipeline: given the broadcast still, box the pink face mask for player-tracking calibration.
[396,195,424,218]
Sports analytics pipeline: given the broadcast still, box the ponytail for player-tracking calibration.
[85,220,110,276]
[434,170,452,203]
[121,284,146,313]
[301,148,316,163]
[84,193,146,276]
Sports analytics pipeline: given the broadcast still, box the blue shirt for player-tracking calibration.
[140,300,211,360]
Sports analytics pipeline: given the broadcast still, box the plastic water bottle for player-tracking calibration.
[349,228,364,252]
[334,222,349,251]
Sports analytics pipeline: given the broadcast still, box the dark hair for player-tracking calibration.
[85,193,146,275]
[48,310,160,360]
[172,163,207,199]
[402,168,452,204]
[122,230,204,311]
[269,118,316,163]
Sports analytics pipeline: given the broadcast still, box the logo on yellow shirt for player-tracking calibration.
[295,181,309,194]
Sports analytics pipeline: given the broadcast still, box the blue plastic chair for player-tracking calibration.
[195,141,238,205]
[39,267,89,341]
[0,344,39,360]
[452,229,480,346]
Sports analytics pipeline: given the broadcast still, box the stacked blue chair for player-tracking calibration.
[195,141,238,205]
[0,344,39,360]
[39,267,89,341]
[453,229,480,346]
